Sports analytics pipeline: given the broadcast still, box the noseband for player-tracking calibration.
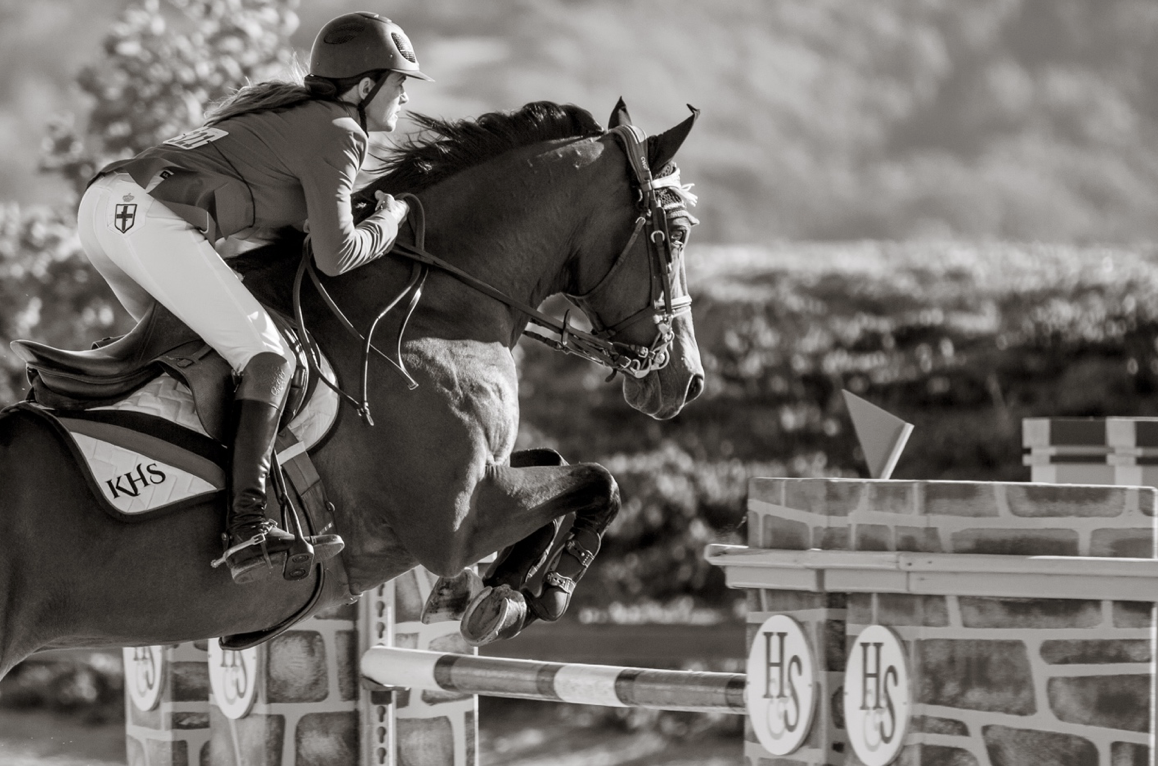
[294,125,696,423]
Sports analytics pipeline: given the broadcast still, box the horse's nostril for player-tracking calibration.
[686,374,704,403]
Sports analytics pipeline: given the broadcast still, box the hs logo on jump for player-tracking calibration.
[746,615,816,756]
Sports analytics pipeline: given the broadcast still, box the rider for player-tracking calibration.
[76,12,433,584]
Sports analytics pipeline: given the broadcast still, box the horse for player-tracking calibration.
[0,98,704,679]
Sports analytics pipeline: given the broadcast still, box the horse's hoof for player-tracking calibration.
[459,585,528,646]
[422,568,484,624]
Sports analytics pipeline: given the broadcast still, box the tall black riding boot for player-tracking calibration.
[216,352,297,584]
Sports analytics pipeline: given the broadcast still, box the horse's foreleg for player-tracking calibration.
[484,448,570,592]
[453,459,620,645]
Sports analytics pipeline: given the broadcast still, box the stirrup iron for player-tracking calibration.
[210,530,270,569]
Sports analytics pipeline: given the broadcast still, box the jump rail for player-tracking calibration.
[361,646,747,716]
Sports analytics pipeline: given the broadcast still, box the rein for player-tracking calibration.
[292,125,693,425]
[292,213,428,425]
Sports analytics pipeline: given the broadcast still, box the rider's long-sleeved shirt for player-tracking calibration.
[98,99,395,276]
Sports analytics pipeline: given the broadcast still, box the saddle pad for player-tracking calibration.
[63,356,340,517]
[62,413,225,515]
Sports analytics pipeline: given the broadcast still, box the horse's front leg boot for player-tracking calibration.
[422,567,485,624]
[459,584,528,646]
[529,534,596,622]
[529,571,576,622]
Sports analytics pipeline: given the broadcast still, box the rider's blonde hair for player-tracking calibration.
[204,61,332,125]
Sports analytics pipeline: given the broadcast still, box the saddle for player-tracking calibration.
[8,304,352,650]
[11,304,234,440]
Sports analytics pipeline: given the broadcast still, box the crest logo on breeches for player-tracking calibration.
[114,203,137,233]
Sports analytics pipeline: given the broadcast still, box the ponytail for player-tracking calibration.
[204,62,349,126]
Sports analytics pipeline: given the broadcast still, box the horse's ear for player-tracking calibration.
[647,104,700,169]
[608,97,633,128]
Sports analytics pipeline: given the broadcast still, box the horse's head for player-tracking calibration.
[565,99,704,420]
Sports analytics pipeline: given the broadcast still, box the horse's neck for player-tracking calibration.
[415,142,616,311]
[405,187,572,315]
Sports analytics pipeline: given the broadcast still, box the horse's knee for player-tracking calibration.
[579,463,620,521]
[408,524,477,578]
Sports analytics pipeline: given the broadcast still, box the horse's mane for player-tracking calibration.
[232,101,604,288]
[371,101,605,194]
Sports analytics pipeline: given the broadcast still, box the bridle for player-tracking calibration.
[561,124,695,379]
[293,124,697,424]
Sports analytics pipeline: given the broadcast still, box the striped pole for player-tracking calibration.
[361,646,747,716]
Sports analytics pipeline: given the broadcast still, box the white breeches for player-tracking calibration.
[78,173,293,375]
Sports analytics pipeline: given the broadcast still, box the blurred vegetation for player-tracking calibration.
[0,205,124,404]
[0,652,124,723]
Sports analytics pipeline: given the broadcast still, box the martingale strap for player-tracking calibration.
[294,235,427,425]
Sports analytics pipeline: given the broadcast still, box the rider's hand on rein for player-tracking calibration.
[374,191,410,224]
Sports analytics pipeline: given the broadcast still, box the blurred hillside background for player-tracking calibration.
[2,0,1158,618]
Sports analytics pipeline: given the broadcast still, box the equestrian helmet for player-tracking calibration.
[309,12,433,82]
